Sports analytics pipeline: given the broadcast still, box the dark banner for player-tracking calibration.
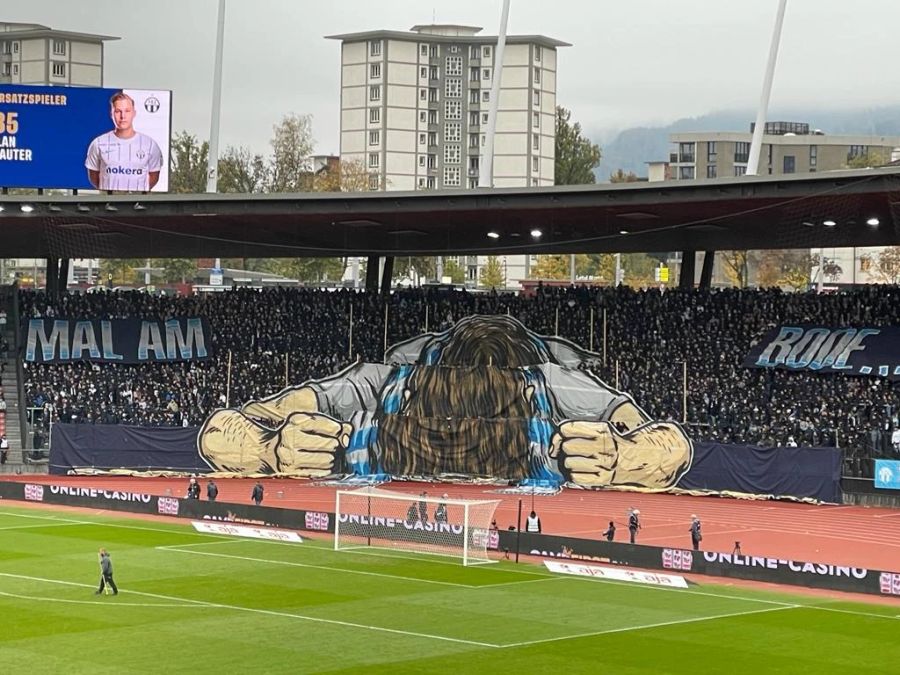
[744,325,900,380]
[50,424,209,475]
[24,317,212,364]
[678,443,843,503]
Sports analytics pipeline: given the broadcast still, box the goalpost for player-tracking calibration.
[334,487,501,566]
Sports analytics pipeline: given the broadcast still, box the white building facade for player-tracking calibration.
[327,25,568,287]
[1,22,116,86]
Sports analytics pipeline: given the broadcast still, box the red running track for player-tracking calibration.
[3,475,899,570]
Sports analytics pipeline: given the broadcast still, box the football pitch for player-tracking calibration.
[1,505,898,674]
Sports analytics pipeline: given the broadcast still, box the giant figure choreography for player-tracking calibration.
[199,315,692,489]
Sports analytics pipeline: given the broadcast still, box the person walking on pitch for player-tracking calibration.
[95,548,118,596]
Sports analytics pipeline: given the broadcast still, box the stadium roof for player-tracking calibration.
[1,168,898,260]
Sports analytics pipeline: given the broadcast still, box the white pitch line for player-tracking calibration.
[500,605,799,648]
[0,522,85,531]
[0,571,500,649]
[0,589,199,609]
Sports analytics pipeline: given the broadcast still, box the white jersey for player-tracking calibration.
[85,131,163,192]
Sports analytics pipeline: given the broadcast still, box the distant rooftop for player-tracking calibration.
[0,21,118,42]
[409,24,484,36]
[326,27,570,48]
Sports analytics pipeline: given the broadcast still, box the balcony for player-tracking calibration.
[734,154,750,163]
[678,154,695,164]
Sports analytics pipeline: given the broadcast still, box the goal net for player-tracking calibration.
[334,487,501,566]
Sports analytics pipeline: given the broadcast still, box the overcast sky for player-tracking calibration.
[8,1,900,155]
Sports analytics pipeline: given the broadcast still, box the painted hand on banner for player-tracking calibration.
[199,387,351,477]
[550,419,691,489]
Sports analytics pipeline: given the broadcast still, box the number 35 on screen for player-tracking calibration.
[0,112,19,134]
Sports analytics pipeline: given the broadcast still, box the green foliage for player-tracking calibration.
[479,256,506,289]
[554,106,602,185]
[268,113,316,193]
[270,257,345,283]
[158,258,197,284]
[218,146,269,194]
[169,132,209,194]
[530,254,592,281]
[442,258,466,284]
[98,258,143,286]
[609,169,640,183]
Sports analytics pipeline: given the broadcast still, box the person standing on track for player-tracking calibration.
[602,520,616,542]
[206,479,218,502]
[628,508,641,544]
[251,481,264,506]
[95,548,118,596]
[526,510,542,533]
[690,514,703,551]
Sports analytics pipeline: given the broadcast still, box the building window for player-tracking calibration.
[420,44,428,56]
[445,78,461,98]
[445,100,461,120]
[678,142,695,163]
[532,178,540,187]
[427,154,437,169]
[428,87,438,102]
[469,133,479,148]
[369,108,380,124]
[368,153,379,168]
[469,156,479,171]
[427,176,436,189]
[428,109,438,124]
[370,63,381,79]
[533,89,540,107]
[532,111,540,128]
[369,85,381,101]
[482,91,490,103]
[706,165,717,179]
[482,46,491,58]
[444,166,461,186]
[419,155,426,167]
[469,111,479,126]
[369,130,380,145]
[419,111,427,123]
[53,39,66,55]
[470,45,480,59]
[468,178,478,189]
[810,145,818,167]
[12,64,17,75]
[1,63,8,76]
[0,41,9,55]
[445,122,461,142]
[52,62,66,78]
[707,142,717,163]
[419,133,426,145]
[848,144,868,161]
[734,165,747,177]
[679,166,695,180]
[533,67,541,84]
[443,145,461,164]
[450,45,459,53]
[420,88,427,101]
[470,89,480,104]
[470,66,480,81]
[534,45,542,62]
[482,113,489,124]
[482,68,491,80]
[783,155,796,174]
[446,56,462,76]
[12,41,19,53]
[369,40,382,57]
[429,65,439,80]
[368,174,380,190]
[420,66,427,79]
[532,134,539,151]
[429,45,439,58]
[734,141,750,163]
[428,131,437,146]
[532,157,539,172]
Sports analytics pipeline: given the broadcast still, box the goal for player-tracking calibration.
[334,487,501,566]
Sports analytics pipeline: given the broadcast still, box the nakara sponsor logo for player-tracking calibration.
[702,552,868,579]
[48,485,152,503]
[337,513,464,535]
[24,484,45,502]
[157,496,179,516]
[105,166,144,176]
[304,511,330,532]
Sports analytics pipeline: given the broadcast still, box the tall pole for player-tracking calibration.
[747,0,788,176]
[348,302,354,359]
[682,360,688,424]
[478,0,511,188]
[225,349,233,408]
[570,254,576,284]
[614,253,622,286]
[383,302,389,359]
[284,352,289,387]
[554,305,559,336]
[602,307,607,366]
[206,0,226,193]
[589,306,595,352]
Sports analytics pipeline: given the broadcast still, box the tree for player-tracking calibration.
[844,149,890,170]
[268,113,316,193]
[218,146,269,194]
[313,157,376,193]
[159,258,197,284]
[719,251,751,288]
[99,259,143,286]
[529,254,592,280]
[169,132,209,194]
[583,253,616,283]
[869,246,900,284]
[442,259,466,284]
[554,106,602,185]
[755,250,819,289]
[271,258,345,283]
[609,169,640,183]
[479,256,506,289]
[621,253,659,287]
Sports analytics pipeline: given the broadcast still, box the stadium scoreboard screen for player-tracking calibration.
[0,85,172,192]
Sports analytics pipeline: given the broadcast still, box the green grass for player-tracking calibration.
[0,505,898,674]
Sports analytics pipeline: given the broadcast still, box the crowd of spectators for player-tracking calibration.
[17,284,900,476]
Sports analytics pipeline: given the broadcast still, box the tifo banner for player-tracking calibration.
[874,460,900,490]
[25,317,211,364]
[0,85,171,191]
[50,424,209,475]
[677,443,843,503]
[744,325,900,380]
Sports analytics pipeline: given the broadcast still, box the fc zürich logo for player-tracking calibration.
[878,465,894,485]
[144,96,161,113]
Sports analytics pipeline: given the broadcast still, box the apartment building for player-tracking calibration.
[0,21,117,86]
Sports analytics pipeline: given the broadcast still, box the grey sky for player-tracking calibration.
[7,1,900,154]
